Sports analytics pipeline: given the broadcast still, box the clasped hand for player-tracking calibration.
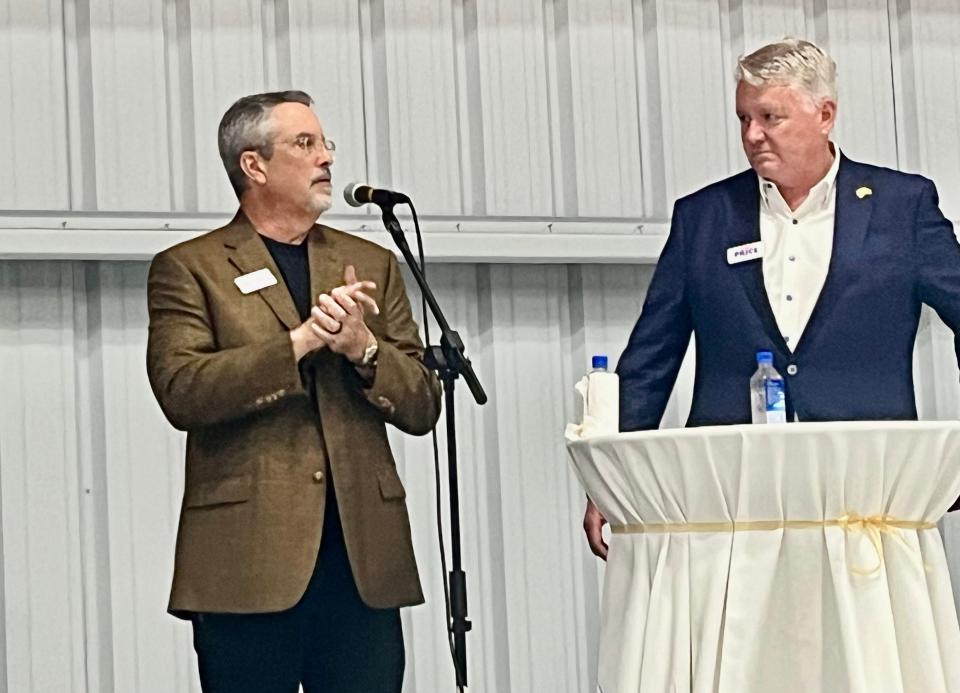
[290,265,379,363]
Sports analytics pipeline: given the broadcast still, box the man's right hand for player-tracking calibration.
[583,498,608,560]
[290,316,326,362]
[289,265,380,362]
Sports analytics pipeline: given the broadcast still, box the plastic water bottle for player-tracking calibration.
[750,350,786,424]
[583,355,618,434]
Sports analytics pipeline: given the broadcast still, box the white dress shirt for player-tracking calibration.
[759,147,841,352]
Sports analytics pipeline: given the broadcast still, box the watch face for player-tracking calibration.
[363,341,379,366]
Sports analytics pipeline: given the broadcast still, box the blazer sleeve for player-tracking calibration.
[616,203,694,431]
[146,249,306,431]
[358,252,442,436]
[913,178,960,372]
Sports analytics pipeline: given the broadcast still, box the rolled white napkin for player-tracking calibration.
[565,371,619,440]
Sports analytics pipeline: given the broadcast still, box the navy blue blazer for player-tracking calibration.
[618,156,960,430]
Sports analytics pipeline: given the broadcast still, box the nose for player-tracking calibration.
[743,119,765,145]
[316,146,333,166]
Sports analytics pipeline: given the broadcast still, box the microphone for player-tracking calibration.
[343,182,410,208]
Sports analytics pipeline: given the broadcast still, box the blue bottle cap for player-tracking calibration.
[592,355,608,370]
[756,350,774,364]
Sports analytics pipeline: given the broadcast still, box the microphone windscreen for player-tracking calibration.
[343,182,366,208]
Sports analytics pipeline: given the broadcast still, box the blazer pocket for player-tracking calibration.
[184,475,252,508]
[377,467,407,500]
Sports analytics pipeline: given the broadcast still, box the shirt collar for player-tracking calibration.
[759,143,840,217]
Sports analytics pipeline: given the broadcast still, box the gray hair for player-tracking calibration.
[736,38,837,106]
[218,90,313,197]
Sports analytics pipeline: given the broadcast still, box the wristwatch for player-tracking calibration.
[360,336,379,367]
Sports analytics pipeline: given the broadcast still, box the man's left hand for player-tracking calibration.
[311,264,379,364]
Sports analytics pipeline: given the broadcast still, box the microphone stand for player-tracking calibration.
[379,203,486,688]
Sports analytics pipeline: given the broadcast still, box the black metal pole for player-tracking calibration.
[379,205,482,688]
[443,372,470,686]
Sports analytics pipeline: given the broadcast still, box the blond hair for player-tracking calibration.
[736,38,837,105]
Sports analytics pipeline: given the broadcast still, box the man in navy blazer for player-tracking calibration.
[584,38,960,558]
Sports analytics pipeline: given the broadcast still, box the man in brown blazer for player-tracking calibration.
[146,90,441,692]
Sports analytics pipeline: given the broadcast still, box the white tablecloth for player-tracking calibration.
[567,421,960,693]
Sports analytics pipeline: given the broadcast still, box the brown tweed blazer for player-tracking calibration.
[146,212,441,615]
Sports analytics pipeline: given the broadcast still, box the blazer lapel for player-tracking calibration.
[724,172,788,352]
[793,156,873,352]
[307,224,344,305]
[223,212,301,331]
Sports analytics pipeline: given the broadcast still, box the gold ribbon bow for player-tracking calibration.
[832,513,933,575]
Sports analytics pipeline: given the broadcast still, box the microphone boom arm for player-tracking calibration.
[380,205,486,405]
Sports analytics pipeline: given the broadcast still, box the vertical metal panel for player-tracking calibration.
[0,0,70,209]
[190,0,266,212]
[483,264,592,692]
[739,0,807,46]
[376,0,464,215]
[825,0,899,168]
[894,0,960,219]
[96,262,199,693]
[565,0,646,217]
[475,0,555,215]
[88,0,172,210]
[288,0,368,215]
[653,0,735,208]
[0,262,87,692]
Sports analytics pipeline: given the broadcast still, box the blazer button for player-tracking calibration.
[786,364,798,376]
[312,470,325,483]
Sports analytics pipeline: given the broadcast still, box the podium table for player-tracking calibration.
[567,421,960,693]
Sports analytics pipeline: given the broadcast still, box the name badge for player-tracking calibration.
[726,241,764,265]
[234,268,278,294]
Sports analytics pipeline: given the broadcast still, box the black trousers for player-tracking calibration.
[191,492,404,693]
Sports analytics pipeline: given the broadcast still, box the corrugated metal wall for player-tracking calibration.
[4,2,960,692]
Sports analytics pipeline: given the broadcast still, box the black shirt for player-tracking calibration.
[261,235,311,321]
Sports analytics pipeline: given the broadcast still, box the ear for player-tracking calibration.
[819,99,837,135]
[239,150,268,187]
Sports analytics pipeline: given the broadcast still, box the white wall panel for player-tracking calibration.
[896,0,960,219]
[654,0,735,208]
[739,0,808,46]
[89,0,172,211]
[0,263,86,692]
[825,0,899,168]
[378,0,464,215]
[0,0,70,209]
[191,0,266,211]
[3,0,959,222]
[475,0,555,215]
[484,265,591,692]
[289,1,369,216]
[566,0,646,217]
[96,263,199,693]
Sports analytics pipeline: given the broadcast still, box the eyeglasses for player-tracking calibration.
[270,134,336,156]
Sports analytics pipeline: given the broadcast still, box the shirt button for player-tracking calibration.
[312,470,325,483]
[784,336,791,343]
[786,294,793,301]
[788,255,796,262]
[786,364,798,375]
[792,219,798,225]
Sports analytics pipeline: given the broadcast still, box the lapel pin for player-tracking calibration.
[855,186,872,199]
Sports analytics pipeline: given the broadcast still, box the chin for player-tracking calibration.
[752,161,780,181]
[310,196,333,216]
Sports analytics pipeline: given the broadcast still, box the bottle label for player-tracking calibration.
[765,380,787,424]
